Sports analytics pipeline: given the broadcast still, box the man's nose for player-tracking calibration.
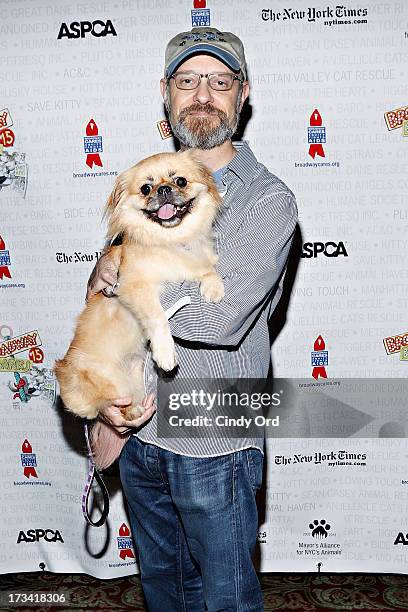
[193,78,214,105]
[157,185,172,196]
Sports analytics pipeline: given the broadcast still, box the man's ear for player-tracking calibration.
[160,78,171,114]
[160,78,167,100]
[239,81,250,112]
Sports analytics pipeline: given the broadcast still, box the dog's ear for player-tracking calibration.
[102,172,130,241]
[103,174,128,221]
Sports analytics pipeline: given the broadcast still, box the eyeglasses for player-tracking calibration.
[169,72,243,91]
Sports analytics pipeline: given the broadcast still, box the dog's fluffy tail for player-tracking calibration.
[90,420,130,470]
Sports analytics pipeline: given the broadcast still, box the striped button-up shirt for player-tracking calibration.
[135,141,297,456]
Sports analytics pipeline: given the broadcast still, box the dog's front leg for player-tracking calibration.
[117,283,177,372]
[187,243,224,304]
[199,270,224,303]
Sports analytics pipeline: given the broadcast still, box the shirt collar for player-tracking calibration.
[223,141,259,186]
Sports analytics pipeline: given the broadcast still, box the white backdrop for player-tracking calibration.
[1,0,408,577]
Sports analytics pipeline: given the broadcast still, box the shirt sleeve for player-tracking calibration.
[159,189,297,347]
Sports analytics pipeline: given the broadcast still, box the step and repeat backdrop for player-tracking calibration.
[1,0,408,579]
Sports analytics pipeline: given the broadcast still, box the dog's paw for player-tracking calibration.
[152,342,178,372]
[200,274,224,303]
[121,404,144,420]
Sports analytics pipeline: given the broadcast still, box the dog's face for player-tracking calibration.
[105,150,221,244]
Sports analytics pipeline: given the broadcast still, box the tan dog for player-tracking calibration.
[54,151,224,468]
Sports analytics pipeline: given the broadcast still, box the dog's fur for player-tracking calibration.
[54,151,223,469]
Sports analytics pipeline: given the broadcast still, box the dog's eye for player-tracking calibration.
[141,184,151,196]
[175,177,187,188]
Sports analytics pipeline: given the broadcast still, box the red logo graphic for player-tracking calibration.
[383,332,408,355]
[0,129,15,148]
[157,119,173,140]
[84,119,103,168]
[0,108,13,129]
[21,439,38,478]
[308,109,326,159]
[0,330,42,358]
[117,523,135,560]
[0,235,11,279]
[384,105,408,130]
[311,335,328,379]
[29,347,44,364]
[194,0,206,7]
[0,111,8,128]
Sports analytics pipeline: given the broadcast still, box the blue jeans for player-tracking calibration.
[119,436,264,612]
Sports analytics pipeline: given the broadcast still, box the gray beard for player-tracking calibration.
[166,93,241,150]
[171,118,237,150]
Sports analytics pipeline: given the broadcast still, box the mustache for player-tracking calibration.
[178,103,229,123]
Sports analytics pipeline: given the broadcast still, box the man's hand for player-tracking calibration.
[86,248,120,302]
[98,394,156,434]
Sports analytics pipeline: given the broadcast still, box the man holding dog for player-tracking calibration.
[87,27,297,611]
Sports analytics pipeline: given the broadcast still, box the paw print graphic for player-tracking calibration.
[309,519,331,538]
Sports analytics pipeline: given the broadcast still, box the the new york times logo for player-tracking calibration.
[57,20,117,39]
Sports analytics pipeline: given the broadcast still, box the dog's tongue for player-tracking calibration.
[157,203,176,220]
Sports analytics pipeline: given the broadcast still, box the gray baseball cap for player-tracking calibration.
[164,27,248,80]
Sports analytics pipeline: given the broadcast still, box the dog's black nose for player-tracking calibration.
[158,185,172,196]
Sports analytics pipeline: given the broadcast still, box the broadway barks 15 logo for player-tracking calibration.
[0,327,56,405]
[383,331,408,362]
[384,105,408,137]
[57,20,117,39]
[0,108,28,198]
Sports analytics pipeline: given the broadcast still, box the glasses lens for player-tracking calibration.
[208,74,234,91]
[174,73,200,89]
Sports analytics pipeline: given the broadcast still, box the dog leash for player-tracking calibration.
[81,421,110,527]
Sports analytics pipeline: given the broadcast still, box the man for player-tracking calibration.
[87,27,297,611]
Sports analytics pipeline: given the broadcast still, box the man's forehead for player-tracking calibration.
[175,54,234,73]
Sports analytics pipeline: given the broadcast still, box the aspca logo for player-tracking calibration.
[17,529,64,543]
[394,532,408,545]
[57,20,117,40]
[302,241,348,258]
